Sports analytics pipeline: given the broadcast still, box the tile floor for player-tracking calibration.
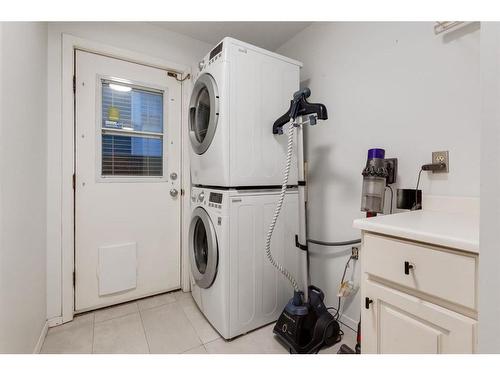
[41,290,356,354]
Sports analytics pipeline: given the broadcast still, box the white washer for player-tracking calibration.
[189,186,300,339]
[189,37,301,188]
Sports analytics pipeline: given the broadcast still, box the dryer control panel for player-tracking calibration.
[198,41,224,72]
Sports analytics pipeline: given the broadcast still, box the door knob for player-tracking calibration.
[170,189,179,198]
[170,172,178,180]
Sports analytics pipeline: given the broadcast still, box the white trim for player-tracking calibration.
[339,314,358,333]
[47,316,63,328]
[33,320,49,354]
[181,71,193,292]
[61,34,192,323]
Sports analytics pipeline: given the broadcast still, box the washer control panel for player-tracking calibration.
[191,189,224,210]
[208,192,223,209]
[191,190,204,203]
[198,191,205,202]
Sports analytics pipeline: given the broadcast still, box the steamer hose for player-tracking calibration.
[265,121,300,292]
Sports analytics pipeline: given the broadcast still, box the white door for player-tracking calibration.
[362,279,477,354]
[75,50,182,311]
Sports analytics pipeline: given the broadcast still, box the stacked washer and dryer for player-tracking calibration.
[188,37,303,339]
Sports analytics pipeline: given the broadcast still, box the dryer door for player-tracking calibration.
[189,73,219,155]
[189,207,218,288]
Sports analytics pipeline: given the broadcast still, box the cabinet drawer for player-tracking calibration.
[363,233,477,310]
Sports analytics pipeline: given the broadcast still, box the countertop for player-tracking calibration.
[353,209,479,254]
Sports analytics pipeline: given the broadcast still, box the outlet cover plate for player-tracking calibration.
[432,151,449,173]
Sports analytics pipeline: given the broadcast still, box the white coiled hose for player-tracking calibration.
[265,121,300,292]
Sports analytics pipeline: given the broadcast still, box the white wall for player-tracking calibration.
[277,22,480,329]
[0,22,48,353]
[46,22,211,321]
[479,22,500,353]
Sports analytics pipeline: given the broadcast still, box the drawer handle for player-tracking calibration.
[365,297,373,309]
[404,261,414,275]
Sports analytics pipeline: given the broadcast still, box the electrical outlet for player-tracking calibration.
[432,151,449,173]
[351,246,359,260]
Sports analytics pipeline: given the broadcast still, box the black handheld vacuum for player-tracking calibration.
[267,88,341,354]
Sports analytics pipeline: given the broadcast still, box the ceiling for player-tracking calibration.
[153,22,312,51]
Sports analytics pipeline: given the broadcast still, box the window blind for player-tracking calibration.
[101,80,164,177]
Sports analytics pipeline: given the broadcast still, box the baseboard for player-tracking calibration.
[33,320,49,354]
[48,316,63,328]
[339,314,358,333]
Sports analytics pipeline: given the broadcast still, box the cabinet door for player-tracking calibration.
[362,279,477,354]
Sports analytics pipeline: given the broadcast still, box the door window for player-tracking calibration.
[193,87,211,143]
[189,207,218,289]
[193,218,208,274]
[100,79,164,177]
[188,74,219,155]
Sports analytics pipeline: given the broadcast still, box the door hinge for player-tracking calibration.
[180,188,185,196]
[72,173,76,190]
[73,75,76,93]
[73,271,76,287]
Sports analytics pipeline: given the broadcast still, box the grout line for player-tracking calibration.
[90,290,180,323]
[94,311,139,324]
[93,302,140,324]
[91,312,95,354]
[180,344,206,354]
[202,342,209,352]
[179,302,204,348]
[138,299,177,313]
[138,307,152,354]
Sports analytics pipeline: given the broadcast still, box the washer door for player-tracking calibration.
[189,207,218,288]
[189,73,219,155]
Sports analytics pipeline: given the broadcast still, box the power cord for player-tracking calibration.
[386,185,394,214]
[413,162,447,210]
[414,167,424,210]
[327,254,355,321]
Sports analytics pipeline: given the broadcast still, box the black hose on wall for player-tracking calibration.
[307,238,361,247]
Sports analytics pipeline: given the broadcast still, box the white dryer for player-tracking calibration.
[189,186,299,339]
[189,37,301,188]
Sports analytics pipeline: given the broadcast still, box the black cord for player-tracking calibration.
[386,185,394,214]
[338,320,357,333]
[314,325,345,354]
[414,167,424,210]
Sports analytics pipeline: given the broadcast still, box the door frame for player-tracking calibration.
[61,34,192,323]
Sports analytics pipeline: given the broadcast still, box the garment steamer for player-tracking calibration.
[266,88,340,354]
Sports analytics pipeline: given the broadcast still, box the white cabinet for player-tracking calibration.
[360,232,478,354]
[363,279,477,353]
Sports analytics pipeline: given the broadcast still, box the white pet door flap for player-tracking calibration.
[98,242,137,296]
